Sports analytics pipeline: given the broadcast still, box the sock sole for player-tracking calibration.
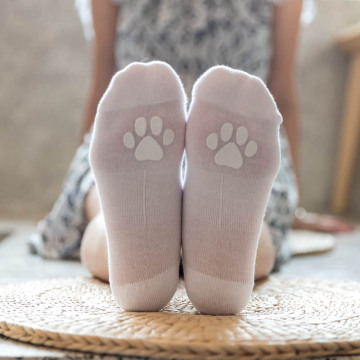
[90,61,187,311]
[183,66,282,315]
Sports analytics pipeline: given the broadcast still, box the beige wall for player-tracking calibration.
[0,0,89,218]
[1,0,360,218]
[297,1,360,215]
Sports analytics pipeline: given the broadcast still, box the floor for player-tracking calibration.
[0,220,359,358]
[280,229,360,282]
[0,221,88,285]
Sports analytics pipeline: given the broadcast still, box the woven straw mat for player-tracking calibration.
[0,276,360,360]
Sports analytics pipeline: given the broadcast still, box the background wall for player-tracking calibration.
[1,0,360,219]
[0,1,89,218]
[297,0,360,216]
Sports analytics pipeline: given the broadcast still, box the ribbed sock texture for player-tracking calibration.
[182,66,282,315]
[90,61,186,311]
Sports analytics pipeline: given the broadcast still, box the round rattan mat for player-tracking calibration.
[1,277,360,360]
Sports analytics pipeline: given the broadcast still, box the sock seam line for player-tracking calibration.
[143,169,146,225]
[219,173,223,228]
[114,265,180,286]
[185,267,254,286]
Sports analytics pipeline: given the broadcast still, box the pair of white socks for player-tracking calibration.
[90,61,282,315]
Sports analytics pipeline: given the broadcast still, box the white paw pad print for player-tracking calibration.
[206,122,258,169]
[123,116,174,161]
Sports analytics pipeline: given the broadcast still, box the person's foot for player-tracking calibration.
[90,61,186,311]
[182,66,282,315]
[292,208,354,233]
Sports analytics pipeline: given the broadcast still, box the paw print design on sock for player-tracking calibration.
[206,123,258,169]
[123,116,175,161]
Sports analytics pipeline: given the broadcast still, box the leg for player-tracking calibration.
[255,222,275,281]
[80,185,109,282]
[80,213,109,282]
[84,184,101,221]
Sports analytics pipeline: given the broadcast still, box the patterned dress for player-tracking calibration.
[30,0,298,271]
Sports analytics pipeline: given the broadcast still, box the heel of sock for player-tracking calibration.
[184,267,253,315]
[110,266,179,312]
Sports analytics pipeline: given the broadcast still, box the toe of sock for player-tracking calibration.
[98,61,186,112]
[192,65,282,124]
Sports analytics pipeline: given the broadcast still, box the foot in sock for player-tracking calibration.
[90,61,186,311]
[182,66,282,315]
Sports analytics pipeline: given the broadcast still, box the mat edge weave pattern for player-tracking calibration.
[1,321,360,360]
[1,276,360,360]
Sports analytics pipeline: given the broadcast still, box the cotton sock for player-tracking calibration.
[182,66,282,315]
[90,61,186,311]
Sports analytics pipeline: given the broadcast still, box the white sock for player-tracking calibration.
[90,61,186,311]
[182,66,282,315]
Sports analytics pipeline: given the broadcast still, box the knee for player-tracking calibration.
[255,223,275,280]
[80,214,109,282]
[84,185,101,221]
